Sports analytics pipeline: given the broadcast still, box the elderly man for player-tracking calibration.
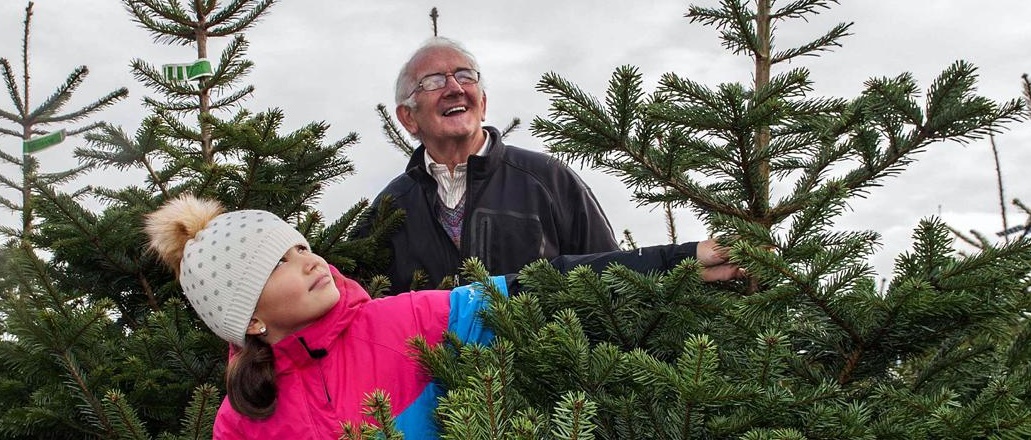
[357,37,738,295]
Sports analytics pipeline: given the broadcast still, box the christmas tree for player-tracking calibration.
[1,1,1029,439]
[0,1,128,244]
[417,1,1031,438]
[0,1,397,438]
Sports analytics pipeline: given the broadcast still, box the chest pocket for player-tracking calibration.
[468,208,545,274]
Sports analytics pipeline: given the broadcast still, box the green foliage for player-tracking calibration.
[0,243,223,439]
[426,1,1031,439]
[0,1,401,439]
[4,101,394,437]
[430,220,1031,438]
[2,1,1028,439]
[337,391,405,440]
[0,2,128,242]
[123,0,276,159]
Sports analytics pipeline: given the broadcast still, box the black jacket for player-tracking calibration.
[359,126,620,294]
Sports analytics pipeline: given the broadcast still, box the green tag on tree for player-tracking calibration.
[23,129,66,154]
[162,59,214,81]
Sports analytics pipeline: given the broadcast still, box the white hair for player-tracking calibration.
[395,36,484,109]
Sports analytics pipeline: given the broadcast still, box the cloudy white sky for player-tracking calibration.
[2,0,1029,280]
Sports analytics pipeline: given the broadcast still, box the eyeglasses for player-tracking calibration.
[409,69,480,97]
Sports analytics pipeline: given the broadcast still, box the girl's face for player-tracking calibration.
[250,245,340,344]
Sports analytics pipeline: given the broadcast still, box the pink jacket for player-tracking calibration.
[212,266,502,439]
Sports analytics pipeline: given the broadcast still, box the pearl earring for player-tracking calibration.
[259,326,267,336]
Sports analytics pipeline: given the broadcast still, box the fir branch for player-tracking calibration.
[725,0,761,57]
[924,61,1024,142]
[20,3,30,118]
[770,22,853,64]
[569,266,633,348]
[782,183,847,249]
[438,390,483,438]
[536,69,751,219]
[207,86,254,111]
[532,71,618,166]
[37,86,129,124]
[651,72,725,120]
[0,195,21,212]
[909,336,995,393]
[31,184,160,310]
[664,202,678,243]
[157,109,203,142]
[131,58,201,99]
[481,367,506,438]
[101,390,149,440]
[753,68,813,107]
[26,65,87,121]
[315,197,369,251]
[0,147,23,167]
[861,72,924,131]
[196,0,218,16]
[208,0,276,36]
[180,384,219,439]
[206,0,253,26]
[205,34,254,93]
[687,1,759,56]
[134,0,196,29]
[0,108,19,123]
[58,351,115,437]
[12,242,71,319]
[376,103,415,156]
[685,3,735,27]
[621,229,637,249]
[947,224,984,251]
[34,161,93,188]
[501,117,521,139]
[936,238,1031,290]
[771,0,839,20]
[991,134,1008,242]
[65,121,104,136]
[124,0,197,45]
[925,61,980,128]
[361,390,403,439]
[150,307,209,380]
[605,65,645,147]
[782,140,853,212]
[149,96,201,113]
[549,391,598,440]
[80,119,167,178]
[1,58,26,118]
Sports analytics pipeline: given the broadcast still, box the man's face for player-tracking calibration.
[396,47,487,145]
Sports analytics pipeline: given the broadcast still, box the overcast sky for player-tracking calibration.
[2,0,1029,280]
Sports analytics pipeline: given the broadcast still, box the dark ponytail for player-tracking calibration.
[226,335,277,419]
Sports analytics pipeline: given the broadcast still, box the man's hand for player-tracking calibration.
[695,239,746,282]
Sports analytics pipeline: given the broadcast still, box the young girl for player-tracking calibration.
[145,194,738,439]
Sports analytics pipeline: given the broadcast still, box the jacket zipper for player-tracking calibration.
[299,337,331,404]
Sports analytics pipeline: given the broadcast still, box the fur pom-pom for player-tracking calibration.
[145,195,224,277]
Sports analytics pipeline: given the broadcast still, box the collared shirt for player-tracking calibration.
[423,130,490,209]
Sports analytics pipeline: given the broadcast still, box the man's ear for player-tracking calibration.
[396,105,419,136]
[481,91,488,121]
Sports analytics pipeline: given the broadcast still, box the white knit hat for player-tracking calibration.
[178,209,309,346]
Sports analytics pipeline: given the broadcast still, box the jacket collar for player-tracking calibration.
[405,126,505,182]
[271,265,371,373]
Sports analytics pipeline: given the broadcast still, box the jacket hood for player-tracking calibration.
[272,265,371,373]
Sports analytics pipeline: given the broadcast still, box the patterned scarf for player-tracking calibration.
[437,195,466,248]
